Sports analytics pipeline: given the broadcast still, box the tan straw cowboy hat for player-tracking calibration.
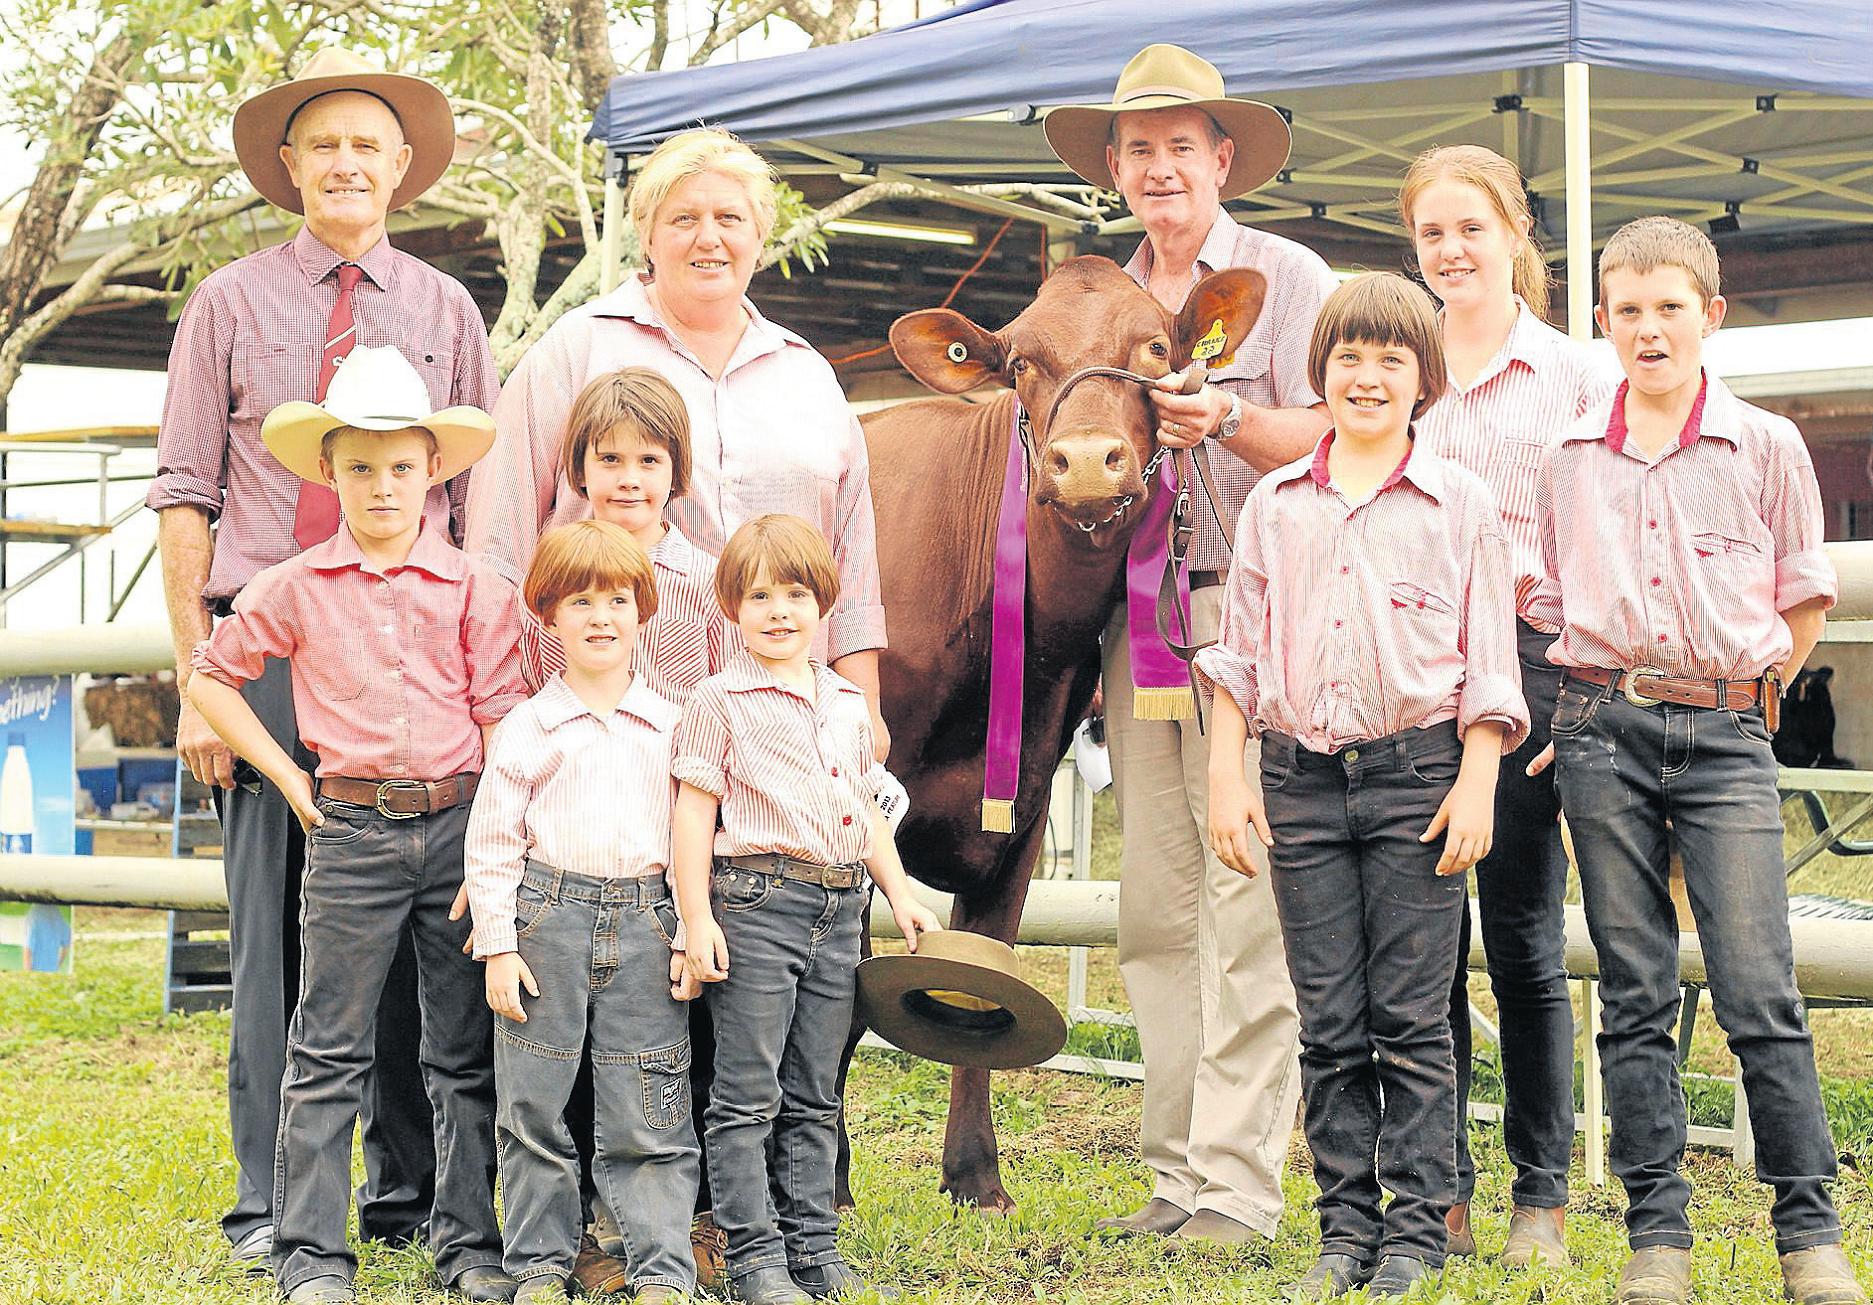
[1043,44,1291,200]
[857,931,1068,1070]
[262,346,495,485]
[233,47,454,215]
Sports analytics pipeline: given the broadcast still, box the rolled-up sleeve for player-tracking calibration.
[1764,426,1838,614]
[464,712,536,958]
[148,280,234,518]
[826,414,888,661]
[672,685,732,798]
[1457,519,1531,753]
[190,565,299,689]
[1192,496,1268,723]
[463,569,528,725]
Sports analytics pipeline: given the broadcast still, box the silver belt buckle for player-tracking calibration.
[374,779,427,819]
[1621,666,1666,709]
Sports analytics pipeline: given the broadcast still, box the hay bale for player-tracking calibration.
[83,677,180,748]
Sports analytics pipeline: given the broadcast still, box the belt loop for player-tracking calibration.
[548,862,565,902]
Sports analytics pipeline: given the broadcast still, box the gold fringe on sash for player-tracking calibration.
[1131,685,1195,721]
[980,797,1015,834]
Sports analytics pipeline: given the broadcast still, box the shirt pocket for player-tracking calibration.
[1209,332,1275,408]
[305,635,367,703]
[232,341,319,428]
[1385,580,1461,671]
[1690,531,1764,562]
[1497,436,1549,471]
[408,344,458,408]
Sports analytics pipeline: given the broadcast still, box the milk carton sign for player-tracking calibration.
[0,676,73,858]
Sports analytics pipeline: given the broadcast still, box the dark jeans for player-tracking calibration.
[704,862,866,1281]
[495,863,699,1290]
[216,657,435,1247]
[272,799,501,1292]
[1553,681,1841,1255]
[1451,620,1575,1208]
[1262,722,1468,1268]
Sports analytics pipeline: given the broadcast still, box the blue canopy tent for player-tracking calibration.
[586,0,1873,340]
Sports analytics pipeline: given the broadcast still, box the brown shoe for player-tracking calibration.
[1173,1209,1267,1246]
[1501,1206,1569,1269]
[1780,1245,1870,1305]
[1444,1201,1476,1259]
[692,1210,729,1295]
[1615,1247,1692,1305]
[571,1230,633,1297]
[1094,1198,1191,1236]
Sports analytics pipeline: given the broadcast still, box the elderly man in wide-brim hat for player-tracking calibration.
[1044,44,1335,1246]
[147,46,504,1295]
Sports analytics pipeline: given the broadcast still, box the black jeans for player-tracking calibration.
[272,799,501,1292]
[1263,722,1468,1268]
[703,862,867,1281]
[1451,620,1575,1208]
[215,656,434,1247]
[1553,680,1842,1254]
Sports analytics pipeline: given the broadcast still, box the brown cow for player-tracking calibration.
[841,256,1265,1210]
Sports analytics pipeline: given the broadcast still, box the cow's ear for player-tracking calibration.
[890,309,1006,394]
[1173,268,1268,369]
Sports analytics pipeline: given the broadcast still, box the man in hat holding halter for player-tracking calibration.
[148,47,498,1272]
[1044,44,1335,1244]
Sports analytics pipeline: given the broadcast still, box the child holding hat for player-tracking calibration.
[190,345,525,1305]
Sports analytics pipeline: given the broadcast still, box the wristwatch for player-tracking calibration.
[1209,389,1242,442]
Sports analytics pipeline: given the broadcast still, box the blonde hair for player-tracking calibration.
[523,519,659,623]
[629,127,779,254]
[1598,215,1721,304]
[714,514,839,618]
[560,367,693,501]
[319,424,436,466]
[1307,273,1449,421]
[1400,144,1551,321]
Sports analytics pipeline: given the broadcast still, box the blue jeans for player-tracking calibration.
[1552,679,1841,1254]
[1452,620,1575,1208]
[494,862,699,1291]
[1262,723,1468,1268]
[272,799,501,1292]
[704,862,867,1281]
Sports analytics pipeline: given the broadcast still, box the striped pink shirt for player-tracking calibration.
[192,525,527,779]
[1417,301,1613,622]
[1529,372,1837,680]
[464,275,886,662]
[464,676,681,958]
[149,228,500,600]
[1122,207,1339,571]
[520,525,736,704]
[1196,432,1529,755]
[673,651,885,865]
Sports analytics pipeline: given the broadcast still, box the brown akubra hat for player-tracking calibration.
[232,47,454,215]
[857,931,1068,1070]
[1043,44,1291,200]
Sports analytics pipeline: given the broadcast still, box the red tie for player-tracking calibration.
[292,263,364,550]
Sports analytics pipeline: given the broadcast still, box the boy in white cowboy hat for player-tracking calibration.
[189,345,526,1305]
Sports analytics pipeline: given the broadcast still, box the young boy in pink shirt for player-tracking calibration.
[1200,274,1528,1300]
[1529,217,1863,1305]
[190,347,525,1305]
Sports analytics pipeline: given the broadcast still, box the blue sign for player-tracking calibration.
[0,675,75,974]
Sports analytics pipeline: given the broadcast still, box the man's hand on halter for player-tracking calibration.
[1149,373,1227,449]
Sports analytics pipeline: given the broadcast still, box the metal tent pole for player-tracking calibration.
[602,151,625,295]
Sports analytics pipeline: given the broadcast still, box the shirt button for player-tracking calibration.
[1344,748,1360,762]
[830,766,840,777]
[1657,634,1669,644]
[1333,619,1343,629]
[842,815,853,826]
[1650,577,1661,587]
[1648,519,1659,529]
[381,625,392,635]
[394,716,406,725]
[387,669,401,679]
[1340,566,1349,575]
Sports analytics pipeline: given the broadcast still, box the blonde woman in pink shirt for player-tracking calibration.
[1401,144,1612,1270]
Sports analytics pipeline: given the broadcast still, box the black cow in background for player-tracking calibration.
[1774,667,1855,769]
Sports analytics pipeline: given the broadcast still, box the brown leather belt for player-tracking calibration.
[1188,569,1226,591]
[1567,666,1781,732]
[717,853,866,890]
[318,773,480,819]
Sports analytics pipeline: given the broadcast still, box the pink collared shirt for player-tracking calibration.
[520,524,736,705]
[149,228,499,601]
[465,275,886,662]
[465,676,681,958]
[1122,207,1339,572]
[1195,432,1529,755]
[1417,300,1613,623]
[192,525,527,779]
[1529,372,1837,680]
[673,651,885,866]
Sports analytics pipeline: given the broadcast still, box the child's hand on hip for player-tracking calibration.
[1423,770,1497,875]
[1207,769,1273,877]
[282,772,324,836]
[670,950,701,1001]
[892,898,942,951]
[687,917,730,985]
[485,951,539,1022]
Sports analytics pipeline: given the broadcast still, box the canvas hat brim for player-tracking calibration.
[1043,95,1291,200]
[261,401,495,485]
[857,943,1068,1070]
[233,69,454,215]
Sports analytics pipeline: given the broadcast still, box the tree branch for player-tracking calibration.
[757,181,914,270]
[690,0,793,64]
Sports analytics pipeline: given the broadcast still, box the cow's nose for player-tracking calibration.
[1045,431,1131,504]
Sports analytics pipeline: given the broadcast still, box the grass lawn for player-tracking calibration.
[1,898,1870,1301]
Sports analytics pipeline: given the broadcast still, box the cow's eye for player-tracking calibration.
[1009,356,1029,377]
[1148,340,1169,359]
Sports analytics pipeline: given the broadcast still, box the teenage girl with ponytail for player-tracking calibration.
[1399,143,1612,1272]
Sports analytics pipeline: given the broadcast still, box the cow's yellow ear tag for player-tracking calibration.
[1192,318,1226,362]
